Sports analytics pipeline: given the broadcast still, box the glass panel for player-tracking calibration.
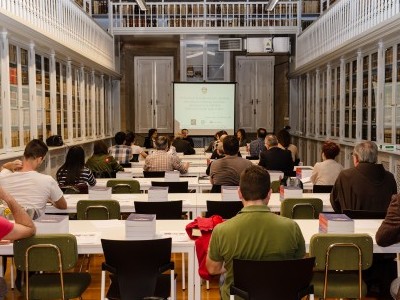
[396,45,400,144]
[9,44,20,147]
[309,74,315,135]
[351,60,357,139]
[72,67,77,139]
[75,69,82,138]
[0,44,2,149]
[319,70,326,136]
[62,64,68,139]
[44,56,51,139]
[384,47,393,143]
[362,55,369,140]
[344,62,350,138]
[335,66,340,137]
[86,72,91,137]
[21,48,30,145]
[104,77,110,136]
[95,75,101,137]
[371,52,377,141]
[56,62,61,136]
[206,44,224,81]
[300,75,307,134]
[186,43,204,82]
[36,55,44,140]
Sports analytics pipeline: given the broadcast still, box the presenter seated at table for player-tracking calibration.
[310,140,343,186]
[181,128,194,148]
[144,136,189,174]
[143,128,158,149]
[206,165,306,300]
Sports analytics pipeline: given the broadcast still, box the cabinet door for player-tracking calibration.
[236,58,255,132]
[255,58,274,132]
[135,58,154,133]
[154,58,173,132]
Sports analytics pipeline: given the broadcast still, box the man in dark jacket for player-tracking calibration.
[172,133,195,155]
[330,141,397,213]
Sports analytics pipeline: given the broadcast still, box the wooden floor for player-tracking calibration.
[2,254,383,300]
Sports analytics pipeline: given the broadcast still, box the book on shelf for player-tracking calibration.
[319,213,354,233]
[34,215,69,234]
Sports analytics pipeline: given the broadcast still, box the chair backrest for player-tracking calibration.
[231,257,315,300]
[14,234,78,272]
[205,201,243,219]
[343,209,387,219]
[76,200,121,220]
[106,179,140,194]
[119,163,131,168]
[210,184,222,193]
[134,200,183,220]
[130,154,140,162]
[280,198,323,219]
[270,180,281,193]
[151,181,188,193]
[143,171,165,178]
[312,185,333,193]
[60,183,89,194]
[101,238,172,299]
[309,233,373,271]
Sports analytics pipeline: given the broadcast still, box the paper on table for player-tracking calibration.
[301,177,311,183]
[160,231,189,242]
[89,220,121,228]
[72,232,101,244]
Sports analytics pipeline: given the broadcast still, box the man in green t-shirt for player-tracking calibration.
[206,165,306,300]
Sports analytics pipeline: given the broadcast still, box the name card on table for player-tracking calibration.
[148,186,168,202]
[165,171,180,182]
[88,186,112,200]
[280,186,303,200]
[125,213,156,240]
[319,213,354,233]
[35,215,69,234]
[116,171,133,179]
[221,186,240,201]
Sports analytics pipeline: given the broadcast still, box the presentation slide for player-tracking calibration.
[174,82,235,136]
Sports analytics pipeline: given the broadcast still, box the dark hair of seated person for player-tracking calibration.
[239,165,271,201]
[222,135,239,156]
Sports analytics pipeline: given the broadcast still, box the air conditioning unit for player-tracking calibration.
[218,38,242,51]
[246,37,273,53]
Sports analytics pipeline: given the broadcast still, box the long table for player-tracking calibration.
[46,193,333,217]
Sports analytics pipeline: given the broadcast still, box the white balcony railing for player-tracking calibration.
[296,0,400,70]
[110,1,300,35]
[0,0,115,71]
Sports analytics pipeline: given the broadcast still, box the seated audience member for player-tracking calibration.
[181,129,194,148]
[210,135,252,187]
[236,128,248,147]
[86,140,124,178]
[143,136,189,174]
[56,146,96,188]
[249,127,267,157]
[206,165,306,300]
[108,131,132,165]
[172,133,195,155]
[277,128,299,164]
[125,131,147,159]
[310,140,343,185]
[210,134,242,160]
[330,141,397,213]
[205,130,227,153]
[259,134,294,176]
[0,139,67,218]
[143,128,158,148]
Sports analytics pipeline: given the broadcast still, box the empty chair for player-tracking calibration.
[13,234,91,300]
[205,201,243,219]
[143,171,165,178]
[151,181,188,193]
[309,233,373,299]
[343,209,387,219]
[230,257,315,300]
[134,200,183,220]
[101,238,175,300]
[312,185,333,193]
[77,200,121,220]
[280,198,323,219]
[106,179,140,194]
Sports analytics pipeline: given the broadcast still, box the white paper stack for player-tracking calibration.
[116,171,133,179]
[221,186,240,201]
[148,186,168,202]
[268,170,284,182]
[125,213,156,240]
[164,171,180,182]
[88,186,112,200]
[295,167,313,179]
[280,186,303,200]
[319,213,354,233]
[35,215,69,234]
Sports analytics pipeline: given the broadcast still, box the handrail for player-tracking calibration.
[0,0,115,71]
[296,0,400,70]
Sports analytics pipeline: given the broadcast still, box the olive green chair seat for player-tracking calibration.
[13,234,91,300]
[309,233,373,299]
[77,200,121,220]
[280,198,323,219]
[106,179,140,194]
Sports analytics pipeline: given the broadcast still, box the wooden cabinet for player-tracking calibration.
[134,57,173,133]
[235,56,274,133]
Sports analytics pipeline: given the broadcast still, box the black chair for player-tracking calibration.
[210,184,222,193]
[130,154,140,162]
[205,201,243,219]
[245,155,259,160]
[60,183,89,194]
[343,209,387,219]
[151,181,188,193]
[230,257,315,300]
[119,163,131,168]
[143,171,165,178]
[101,238,175,300]
[313,185,334,193]
[134,200,183,220]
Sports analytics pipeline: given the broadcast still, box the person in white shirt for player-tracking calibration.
[0,139,67,218]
